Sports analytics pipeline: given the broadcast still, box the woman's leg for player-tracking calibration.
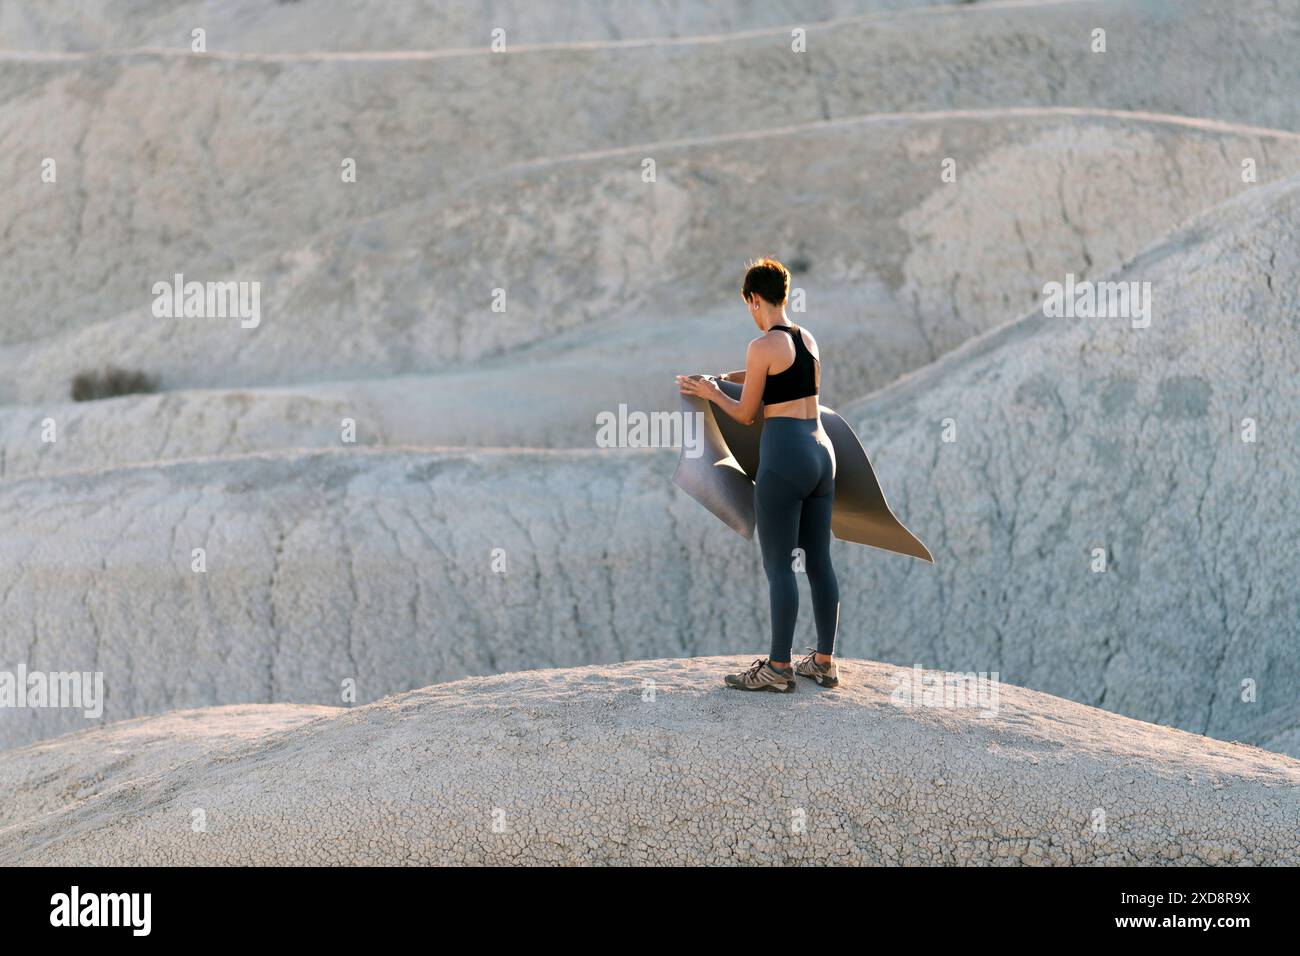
[798,490,839,657]
[756,467,804,665]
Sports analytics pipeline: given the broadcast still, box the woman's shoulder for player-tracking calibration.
[794,324,819,358]
[782,321,814,341]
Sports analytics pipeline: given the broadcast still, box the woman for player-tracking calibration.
[676,258,840,692]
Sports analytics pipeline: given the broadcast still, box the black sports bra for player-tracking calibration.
[761,325,820,404]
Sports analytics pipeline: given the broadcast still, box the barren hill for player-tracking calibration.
[1,657,1294,865]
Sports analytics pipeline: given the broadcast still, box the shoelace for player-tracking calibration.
[745,658,768,679]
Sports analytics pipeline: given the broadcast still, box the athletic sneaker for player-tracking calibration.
[795,647,840,687]
[724,658,796,693]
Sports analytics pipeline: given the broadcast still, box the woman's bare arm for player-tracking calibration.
[678,339,767,425]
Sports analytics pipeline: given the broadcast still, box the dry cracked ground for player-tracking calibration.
[1,659,1296,865]
[1,0,1298,864]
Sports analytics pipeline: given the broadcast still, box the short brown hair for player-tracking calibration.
[741,257,790,306]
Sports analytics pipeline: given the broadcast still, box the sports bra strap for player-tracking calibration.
[760,322,819,403]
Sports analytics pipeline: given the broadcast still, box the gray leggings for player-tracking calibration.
[755,416,840,662]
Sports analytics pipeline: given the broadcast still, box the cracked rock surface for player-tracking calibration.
[0,657,1295,866]
[838,173,1300,758]
[3,113,1297,458]
[0,445,724,749]
[3,0,1300,394]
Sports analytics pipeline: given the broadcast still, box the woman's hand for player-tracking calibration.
[676,374,720,403]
